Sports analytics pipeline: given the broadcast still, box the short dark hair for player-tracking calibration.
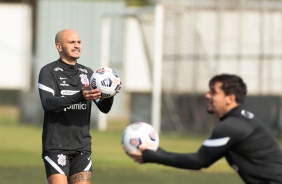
[209,74,247,104]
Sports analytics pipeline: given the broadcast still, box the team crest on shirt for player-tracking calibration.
[57,154,66,166]
[80,74,89,85]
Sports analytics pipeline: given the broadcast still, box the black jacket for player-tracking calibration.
[143,106,282,184]
[38,59,113,155]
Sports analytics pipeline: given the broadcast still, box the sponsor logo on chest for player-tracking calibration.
[61,90,80,96]
[64,102,87,111]
[58,74,89,87]
[60,80,69,86]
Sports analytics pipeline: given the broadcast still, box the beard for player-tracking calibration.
[70,50,80,59]
[206,103,214,114]
[71,56,80,59]
[206,109,214,114]
[62,48,80,60]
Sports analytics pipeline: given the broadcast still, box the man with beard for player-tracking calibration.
[129,74,282,184]
[38,29,120,184]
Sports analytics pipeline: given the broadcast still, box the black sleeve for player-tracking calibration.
[38,67,85,112]
[93,97,114,114]
[142,146,219,170]
[142,118,251,170]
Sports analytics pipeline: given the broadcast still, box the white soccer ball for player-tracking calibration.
[121,122,159,153]
[90,67,121,98]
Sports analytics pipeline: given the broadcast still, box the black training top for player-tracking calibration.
[38,59,113,155]
[143,106,282,184]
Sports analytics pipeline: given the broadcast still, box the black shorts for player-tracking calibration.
[43,151,92,178]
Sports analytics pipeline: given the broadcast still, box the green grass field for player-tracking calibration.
[0,106,246,184]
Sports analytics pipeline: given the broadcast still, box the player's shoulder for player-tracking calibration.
[214,108,255,138]
[39,60,59,73]
[223,107,255,123]
[77,63,94,74]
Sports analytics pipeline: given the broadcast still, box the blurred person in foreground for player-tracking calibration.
[129,74,282,184]
[38,29,120,184]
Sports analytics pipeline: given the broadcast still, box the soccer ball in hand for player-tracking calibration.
[121,122,159,153]
[90,67,121,98]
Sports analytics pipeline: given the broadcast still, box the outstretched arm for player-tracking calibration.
[130,145,221,170]
[128,122,240,170]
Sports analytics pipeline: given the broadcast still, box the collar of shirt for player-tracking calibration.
[57,58,78,71]
[220,106,242,121]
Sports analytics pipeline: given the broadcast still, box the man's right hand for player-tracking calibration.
[127,145,147,164]
[82,83,101,101]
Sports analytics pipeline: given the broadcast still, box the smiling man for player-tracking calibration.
[129,74,282,184]
[38,29,119,184]
[55,29,81,63]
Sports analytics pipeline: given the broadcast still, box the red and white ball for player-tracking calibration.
[121,122,159,153]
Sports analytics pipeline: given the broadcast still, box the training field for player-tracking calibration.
[0,107,246,184]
